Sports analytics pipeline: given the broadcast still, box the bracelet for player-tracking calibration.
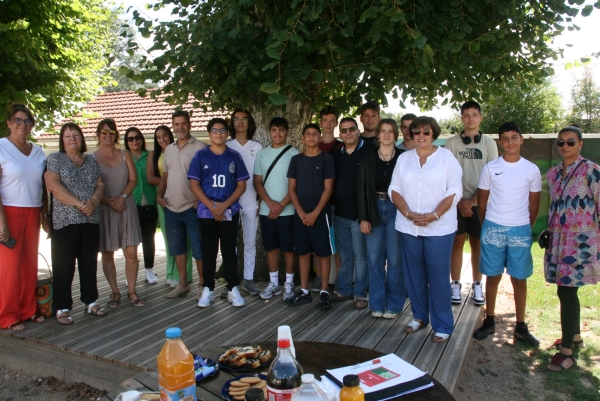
[433,212,440,220]
[405,210,410,218]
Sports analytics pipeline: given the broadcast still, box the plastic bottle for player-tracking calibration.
[339,374,364,401]
[266,338,304,401]
[291,374,329,401]
[157,327,197,401]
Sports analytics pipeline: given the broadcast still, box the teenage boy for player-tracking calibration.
[254,117,299,301]
[359,100,381,143]
[158,110,206,299]
[397,113,417,151]
[445,101,498,306]
[287,123,335,310]
[473,122,541,346]
[226,109,262,297]
[189,118,249,308]
[331,118,376,309]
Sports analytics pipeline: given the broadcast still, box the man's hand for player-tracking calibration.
[267,201,284,219]
[457,197,475,217]
[360,220,371,234]
[211,202,227,217]
[302,211,317,226]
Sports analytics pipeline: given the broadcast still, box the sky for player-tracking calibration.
[119,1,600,120]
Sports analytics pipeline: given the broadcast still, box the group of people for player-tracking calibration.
[0,101,598,372]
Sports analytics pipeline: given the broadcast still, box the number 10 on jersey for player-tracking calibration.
[212,174,226,187]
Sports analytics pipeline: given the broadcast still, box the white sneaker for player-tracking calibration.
[145,269,158,284]
[197,287,214,308]
[451,281,462,304]
[170,280,180,288]
[166,279,173,286]
[283,283,294,301]
[260,282,281,299]
[228,286,245,307]
[472,281,486,306]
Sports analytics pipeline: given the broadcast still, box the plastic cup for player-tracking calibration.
[121,390,141,401]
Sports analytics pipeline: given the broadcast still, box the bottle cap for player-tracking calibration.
[165,327,181,339]
[244,387,265,400]
[278,338,291,348]
[343,374,360,387]
[301,373,314,383]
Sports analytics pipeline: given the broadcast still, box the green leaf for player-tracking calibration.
[389,13,405,22]
[413,35,427,49]
[313,70,324,83]
[260,82,280,94]
[359,7,377,23]
[269,93,287,105]
[469,41,480,52]
[266,49,281,60]
[370,64,382,73]
[262,62,278,71]
[582,5,593,16]
[290,34,304,47]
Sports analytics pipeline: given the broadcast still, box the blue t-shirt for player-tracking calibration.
[188,147,250,219]
[287,151,335,214]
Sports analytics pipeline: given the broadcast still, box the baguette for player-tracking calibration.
[244,359,261,369]
[236,346,256,358]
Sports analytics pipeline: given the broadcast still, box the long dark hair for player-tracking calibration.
[228,109,256,140]
[124,127,146,152]
[153,125,174,177]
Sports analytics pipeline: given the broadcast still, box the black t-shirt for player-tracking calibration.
[361,135,376,143]
[332,140,376,220]
[375,148,402,192]
[287,151,335,213]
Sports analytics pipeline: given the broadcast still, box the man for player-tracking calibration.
[331,117,376,308]
[226,109,262,297]
[397,113,417,151]
[359,100,381,143]
[473,122,541,347]
[157,110,206,299]
[254,117,299,301]
[287,123,335,310]
[445,101,498,306]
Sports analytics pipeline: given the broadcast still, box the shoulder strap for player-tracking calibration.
[263,145,292,185]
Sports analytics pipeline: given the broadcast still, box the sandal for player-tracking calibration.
[107,293,121,308]
[405,319,425,333]
[85,301,107,317]
[356,299,369,309]
[128,292,146,307]
[433,332,450,343]
[7,322,25,331]
[30,313,45,323]
[548,352,576,371]
[551,338,585,350]
[56,309,74,325]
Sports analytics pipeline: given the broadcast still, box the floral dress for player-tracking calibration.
[544,157,600,286]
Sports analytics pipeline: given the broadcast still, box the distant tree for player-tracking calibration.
[438,115,463,135]
[567,67,600,132]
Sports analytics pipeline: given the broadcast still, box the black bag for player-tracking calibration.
[537,229,551,249]
[137,205,158,219]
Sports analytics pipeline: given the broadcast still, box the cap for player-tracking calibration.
[165,327,181,339]
[244,388,265,400]
[278,338,290,348]
[343,374,360,387]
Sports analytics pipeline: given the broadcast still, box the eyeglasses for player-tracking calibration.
[210,128,228,134]
[12,117,34,127]
[127,135,143,142]
[101,129,117,136]
[233,117,249,123]
[556,139,579,147]
[339,127,357,134]
[412,128,432,135]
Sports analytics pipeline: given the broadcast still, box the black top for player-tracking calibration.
[287,151,335,213]
[332,139,376,220]
[360,135,376,143]
[375,149,401,192]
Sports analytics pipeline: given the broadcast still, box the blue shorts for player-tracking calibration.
[260,215,294,252]
[294,212,335,257]
[480,219,533,280]
[164,206,203,260]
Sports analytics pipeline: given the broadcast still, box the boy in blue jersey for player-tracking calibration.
[188,118,249,308]
[288,123,336,310]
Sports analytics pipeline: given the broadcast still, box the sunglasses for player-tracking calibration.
[101,129,117,136]
[412,128,432,135]
[210,128,228,134]
[556,139,579,147]
[339,127,357,134]
[12,117,34,127]
[127,135,143,142]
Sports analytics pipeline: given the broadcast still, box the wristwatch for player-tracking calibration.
[121,193,128,198]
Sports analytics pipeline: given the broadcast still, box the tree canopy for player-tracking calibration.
[567,67,600,132]
[0,0,118,134]
[129,0,594,143]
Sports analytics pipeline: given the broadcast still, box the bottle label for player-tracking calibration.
[159,384,197,401]
[266,386,297,401]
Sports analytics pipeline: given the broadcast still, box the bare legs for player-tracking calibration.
[450,233,482,281]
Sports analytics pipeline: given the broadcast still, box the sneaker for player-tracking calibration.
[283,283,294,301]
[472,281,486,305]
[228,286,245,307]
[310,276,322,292]
[514,324,540,347]
[451,281,462,304]
[145,269,158,284]
[371,310,384,318]
[197,287,214,307]
[166,284,190,298]
[260,282,281,299]
[288,291,312,306]
[170,280,180,288]
[473,319,495,340]
[166,279,173,286]
[241,279,260,295]
[319,292,331,310]
[383,310,399,319]
[220,288,229,299]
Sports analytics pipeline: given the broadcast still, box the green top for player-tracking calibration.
[132,150,157,206]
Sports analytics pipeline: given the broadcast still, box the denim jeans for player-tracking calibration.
[399,231,455,334]
[334,215,368,298]
[365,199,405,313]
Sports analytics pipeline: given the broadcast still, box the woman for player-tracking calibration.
[147,125,193,288]
[545,126,600,371]
[389,116,462,343]
[0,103,49,330]
[358,119,406,319]
[93,118,145,307]
[124,127,158,284]
[45,123,107,324]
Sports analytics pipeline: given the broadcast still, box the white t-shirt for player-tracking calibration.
[0,138,46,207]
[478,156,542,226]
[227,138,262,210]
[254,145,299,217]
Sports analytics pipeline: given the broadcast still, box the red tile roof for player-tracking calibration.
[39,91,229,138]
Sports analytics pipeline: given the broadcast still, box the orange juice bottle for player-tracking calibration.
[157,327,197,401]
[339,374,364,401]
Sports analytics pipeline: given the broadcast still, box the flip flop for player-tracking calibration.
[30,313,45,323]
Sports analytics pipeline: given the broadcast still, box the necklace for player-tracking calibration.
[379,148,395,176]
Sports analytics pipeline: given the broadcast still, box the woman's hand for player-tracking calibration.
[360,220,371,234]
[411,213,436,226]
[80,199,98,217]
[111,196,126,213]
[41,214,51,237]
[0,221,11,242]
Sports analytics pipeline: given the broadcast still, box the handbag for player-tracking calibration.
[36,253,53,318]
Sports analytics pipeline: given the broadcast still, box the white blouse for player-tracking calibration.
[388,146,462,237]
[0,138,46,207]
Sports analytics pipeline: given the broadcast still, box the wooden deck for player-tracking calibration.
[0,235,481,398]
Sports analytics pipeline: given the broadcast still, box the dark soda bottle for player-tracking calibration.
[266,338,304,401]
